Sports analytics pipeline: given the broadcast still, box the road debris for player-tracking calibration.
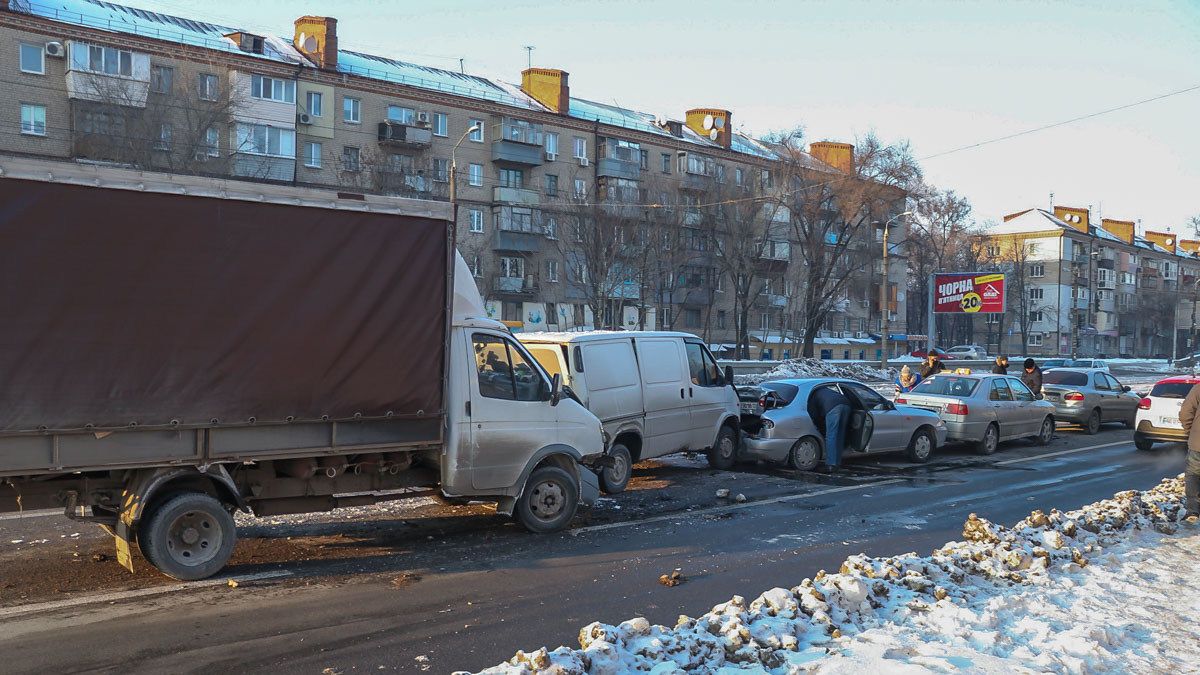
[658,569,686,587]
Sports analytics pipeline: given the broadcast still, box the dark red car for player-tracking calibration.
[908,347,955,360]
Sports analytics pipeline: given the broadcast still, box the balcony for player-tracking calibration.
[1098,258,1116,270]
[491,120,545,166]
[758,240,791,262]
[378,121,432,149]
[596,156,640,180]
[493,186,540,206]
[759,293,788,308]
[493,275,539,296]
[681,172,713,192]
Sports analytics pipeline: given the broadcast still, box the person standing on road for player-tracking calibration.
[992,356,1009,375]
[1177,384,1200,523]
[1022,358,1043,398]
[895,365,921,393]
[919,353,945,379]
[808,385,852,473]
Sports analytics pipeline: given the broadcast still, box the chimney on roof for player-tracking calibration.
[1100,218,1135,244]
[808,141,854,173]
[521,68,569,114]
[294,16,338,70]
[1145,230,1178,254]
[1052,205,1090,233]
[684,108,732,149]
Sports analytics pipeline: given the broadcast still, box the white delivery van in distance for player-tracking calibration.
[519,331,741,493]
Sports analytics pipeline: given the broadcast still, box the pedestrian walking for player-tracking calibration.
[992,356,1009,375]
[1021,358,1043,398]
[807,385,852,472]
[1178,384,1200,523]
[895,365,922,393]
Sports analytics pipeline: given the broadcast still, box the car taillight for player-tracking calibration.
[1138,398,1151,410]
[895,396,907,404]
[947,402,969,415]
[1064,392,1085,402]
[758,397,766,408]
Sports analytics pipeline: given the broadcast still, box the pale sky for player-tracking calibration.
[137,0,1200,232]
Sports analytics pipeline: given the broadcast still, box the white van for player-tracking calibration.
[519,331,741,493]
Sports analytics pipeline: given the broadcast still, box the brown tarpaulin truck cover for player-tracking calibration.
[0,173,449,434]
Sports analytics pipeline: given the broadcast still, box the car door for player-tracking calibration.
[986,378,1018,438]
[1103,373,1136,422]
[1091,372,1117,421]
[684,340,732,450]
[841,382,904,451]
[1006,377,1040,435]
[633,337,693,457]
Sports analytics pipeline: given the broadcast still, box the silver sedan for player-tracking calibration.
[1041,368,1140,434]
[740,378,948,471]
[896,373,1056,455]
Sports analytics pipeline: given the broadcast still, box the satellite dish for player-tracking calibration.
[714,117,726,129]
[655,114,667,127]
[300,33,317,52]
[709,129,719,141]
[702,114,714,131]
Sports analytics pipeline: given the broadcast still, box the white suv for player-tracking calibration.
[946,345,988,360]
[1133,376,1199,451]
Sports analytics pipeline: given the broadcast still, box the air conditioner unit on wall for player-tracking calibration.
[296,112,313,125]
[545,151,558,161]
[44,42,65,58]
[416,111,430,124]
[578,156,589,167]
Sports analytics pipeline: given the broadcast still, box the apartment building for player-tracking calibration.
[0,0,908,355]
[978,206,1200,358]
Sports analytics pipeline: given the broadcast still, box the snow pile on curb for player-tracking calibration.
[467,477,1200,674]
[737,359,893,385]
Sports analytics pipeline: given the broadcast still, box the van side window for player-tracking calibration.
[473,334,544,401]
[684,342,711,386]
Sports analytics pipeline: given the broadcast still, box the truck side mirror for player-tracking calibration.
[549,373,562,406]
[724,365,735,388]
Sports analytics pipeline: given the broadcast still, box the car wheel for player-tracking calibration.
[1034,416,1054,446]
[788,436,821,471]
[599,443,632,495]
[1134,434,1155,452]
[1084,409,1101,435]
[706,426,739,470]
[906,428,934,463]
[515,466,580,534]
[1124,413,1137,430]
[976,423,999,455]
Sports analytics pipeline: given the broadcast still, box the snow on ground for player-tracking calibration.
[736,359,894,386]
[467,477,1200,675]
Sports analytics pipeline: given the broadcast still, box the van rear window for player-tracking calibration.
[1150,383,1196,399]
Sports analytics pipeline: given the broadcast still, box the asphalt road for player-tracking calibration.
[0,416,1185,674]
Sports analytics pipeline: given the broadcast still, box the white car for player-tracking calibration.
[1134,376,1199,451]
[946,345,988,360]
[1063,358,1109,372]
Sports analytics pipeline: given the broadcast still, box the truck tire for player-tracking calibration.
[515,466,579,534]
[706,426,739,470]
[599,443,632,495]
[138,491,237,581]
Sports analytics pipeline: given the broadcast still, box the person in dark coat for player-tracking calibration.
[992,356,1009,375]
[1021,358,1043,398]
[919,354,945,379]
[808,385,853,472]
[1177,383,1200,522]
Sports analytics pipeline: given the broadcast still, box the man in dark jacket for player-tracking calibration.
[992,356,1009,375]
[919,354,945,379]
[808,385,853,472]
[1177,384,1200,522]
[1021,358,1043,398]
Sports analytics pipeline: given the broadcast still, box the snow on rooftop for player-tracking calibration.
[336,50,544,110]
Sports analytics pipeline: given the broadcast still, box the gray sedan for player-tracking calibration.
[741,378,948,471]
[1041,368,1139,434]
[896,373,1056,454]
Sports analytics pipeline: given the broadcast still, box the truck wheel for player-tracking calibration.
[1084,409,1102,435]
[706,426,739,470]
[788,437,821,471]
[515,466,579,533]
[599,443,632,495]
[976,423,999,455]
[138,492,236,581]
[906,428,934,463]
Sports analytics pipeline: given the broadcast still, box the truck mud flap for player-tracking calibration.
[577,465,600,506]
[114,488,140,573]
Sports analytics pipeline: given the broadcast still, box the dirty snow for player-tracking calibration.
[736,359,894,386]
[467,476,1200,674]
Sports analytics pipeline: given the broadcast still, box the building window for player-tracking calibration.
[499,168,524,188]
[545,132,559,158]
[1029,287,1044,301]
[71,42,133,76]
[433,158,449,182]
[660,152,671,174]
[735,168,744,185]
[717,310,727,329]
[715,272,725,292]
[683,308,701,328]
[545,217,558,239]
[1029,310,1044,324]
[546,260,559,283]
[202,126,219,157]
[250,74,295,103]
[760,169,773,189]
[468,163,483,187]
[1028,333,1043,347]
[20,103,46,136]
[305,91,323,117]
[639,149,649,170]
[760,313,770,331]
[469,119,484,142]
[343,96,361,123]
[500,256,525,279]
[19,43,45,74]
[235,124,295,157]
[469,255,482,278]
[986,245,1000,257]
[387,105,414,124]
[466,209,484,233]
[1029,263,1045,277]
[432,112,448,137]
[154,123,172,151]
[544,174,558,198]
[196,73,219,101]
[303,141,322,168]
[150,65,173,94]
[574,178,586,199]
[573,136,587,159]
[342,146,361,172]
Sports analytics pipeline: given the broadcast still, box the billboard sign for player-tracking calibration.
[934,273,1006,314]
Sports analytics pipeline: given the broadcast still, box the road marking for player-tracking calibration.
[0,570,292,621]
[571,479,907,535]
[994,439,1132,465]
[0,508,59,521]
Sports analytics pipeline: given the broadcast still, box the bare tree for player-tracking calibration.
[986,234,1045,355]
[1188,214,1200,239]
[904,183,978,344]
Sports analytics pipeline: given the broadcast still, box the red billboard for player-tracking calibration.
[934,273,1006,314]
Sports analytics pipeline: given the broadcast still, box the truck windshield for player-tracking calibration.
[912,376,979,397]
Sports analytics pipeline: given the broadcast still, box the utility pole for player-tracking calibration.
[524,45,534,69]
[926,272,936,356]
[879,211,911,371]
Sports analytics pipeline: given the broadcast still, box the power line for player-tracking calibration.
[919,83,1200,161]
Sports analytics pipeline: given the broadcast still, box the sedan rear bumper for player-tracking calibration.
[741,435,797,463]
[1048,403,1090,424]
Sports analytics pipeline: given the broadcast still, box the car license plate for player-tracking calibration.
[740,403,759,414]
[1160,416,1182,428]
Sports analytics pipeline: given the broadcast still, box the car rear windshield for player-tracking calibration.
[912,376,979,397]
[760,382,799,403]
[1063,360,1093,368]
[1043,371,1088,386]
[1150,382,1197,399]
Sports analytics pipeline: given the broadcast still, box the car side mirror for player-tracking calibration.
[549,373,562,406]
[1122,385,1131,392]
[724,365,735,388]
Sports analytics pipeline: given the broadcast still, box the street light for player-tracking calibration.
[449,122,481,208]
[880,211,912,372]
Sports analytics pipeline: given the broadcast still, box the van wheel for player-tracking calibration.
[599,444,632,494]
[1084,409,1102,435]
[515,466,579,533]
[976,423,999,455]
[1134,434,1154,452]
[707,426,739,470]
[138,492,237,581]
[906,429,934,463]
[1034,416,1054,446]
[788,437,821,471]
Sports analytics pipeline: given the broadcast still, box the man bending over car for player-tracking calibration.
[808,385,852,473]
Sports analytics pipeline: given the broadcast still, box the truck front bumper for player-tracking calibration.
[577,465,600,506]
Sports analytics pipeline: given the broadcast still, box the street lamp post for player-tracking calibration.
[449,123,481,209]
[880,211,912,372]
